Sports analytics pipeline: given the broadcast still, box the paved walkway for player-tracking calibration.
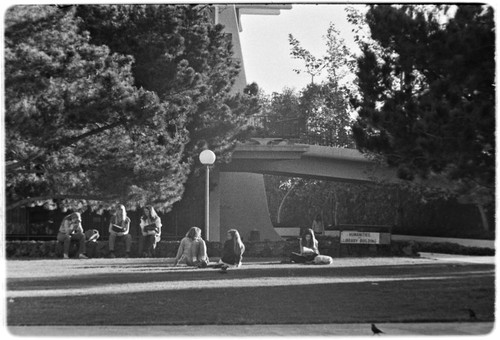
[418,252,495,264]
[392,235,495,249]
[6,322,495,336]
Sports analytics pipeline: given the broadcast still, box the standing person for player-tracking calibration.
[173,227,209,268]
[57,212,88,259]
[311,214,324,235]
[108,204,132,258]
[290,228,319,263]
[213,229,245,272]
[138,205,162,258]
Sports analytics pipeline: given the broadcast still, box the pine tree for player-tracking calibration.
[5,5,258,212]
[351,4,495,229]
[352,5,494,186]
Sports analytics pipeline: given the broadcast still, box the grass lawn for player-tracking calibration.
[6,258,495,326]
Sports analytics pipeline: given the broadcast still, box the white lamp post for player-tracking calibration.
[199,149,216,241]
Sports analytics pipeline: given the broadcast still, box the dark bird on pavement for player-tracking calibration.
[371,323,384,335]
[468,308,477,319]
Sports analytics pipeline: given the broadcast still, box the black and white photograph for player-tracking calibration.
[2,1,495,337]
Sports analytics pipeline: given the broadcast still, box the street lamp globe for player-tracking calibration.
[199,149,216,165]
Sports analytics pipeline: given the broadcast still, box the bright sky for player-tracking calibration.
[239,3,365,95]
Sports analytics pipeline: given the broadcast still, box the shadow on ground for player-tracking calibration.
[6,258,495,327]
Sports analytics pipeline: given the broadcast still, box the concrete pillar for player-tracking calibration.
[218,172,281,242]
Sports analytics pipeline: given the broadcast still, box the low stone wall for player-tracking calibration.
[5,237,421,259]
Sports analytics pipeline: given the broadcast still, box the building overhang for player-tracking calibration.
[235,4,293,32]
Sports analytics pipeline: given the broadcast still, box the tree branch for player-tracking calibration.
[6,119,127,173]
[7,194,120,211]
[52,119,127,149]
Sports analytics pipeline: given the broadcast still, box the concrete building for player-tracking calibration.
[214,4,293,92]
[207,5,293,242]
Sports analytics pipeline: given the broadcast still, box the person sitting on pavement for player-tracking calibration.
[57,212,88,259]
[84,228,100,258]
[108,204,132,258]
[212,229,245,272]
[138,205,162,258]
[173,226,209,268]
[290,228,319,264]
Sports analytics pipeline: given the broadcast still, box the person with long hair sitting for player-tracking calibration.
[290,228,319,263]
[108,204,132,258]
[138,205,162,257]
[173,226,209,268]
[213,229,245,272]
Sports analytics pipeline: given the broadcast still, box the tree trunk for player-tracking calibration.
[276,183,296,225]
[332,187,339,226]
[476,204,490,231]
[395,187,403,228]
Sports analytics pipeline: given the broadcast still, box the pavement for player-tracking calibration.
[417,252,496,264]
[4,252,496,337]
[6,322,496,337]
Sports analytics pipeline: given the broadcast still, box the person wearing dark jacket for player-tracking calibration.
[212,229,245,272]
[222,229,245,266]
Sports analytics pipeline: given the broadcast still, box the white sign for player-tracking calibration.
[340,231,380,244]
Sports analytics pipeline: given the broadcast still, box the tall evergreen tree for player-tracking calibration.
[5,5,257,212]
[76,5,258,164]
[350,4,495,230]
[351,5,494,187]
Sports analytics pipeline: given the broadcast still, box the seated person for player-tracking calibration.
[173,227,209,267]
[84,229,100,258]
[290,228,319,263]
[108,204,132,258]
[212,229,245,272]
[57,212,88,259]
[138,205,162,258]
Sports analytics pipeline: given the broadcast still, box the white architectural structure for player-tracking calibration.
[209,5,293,241]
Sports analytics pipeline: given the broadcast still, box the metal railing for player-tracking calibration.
[247,115,339,147]
[248,115,304,139]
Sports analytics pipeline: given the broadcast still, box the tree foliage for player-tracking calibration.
[300,83,355,148]
[5,4,258,212]
[288,34,326,84]
[264,175,399,227]
[351,5,495,191]
[288,22,357,88]
[76,5,259,163]
[285,22,357,147]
